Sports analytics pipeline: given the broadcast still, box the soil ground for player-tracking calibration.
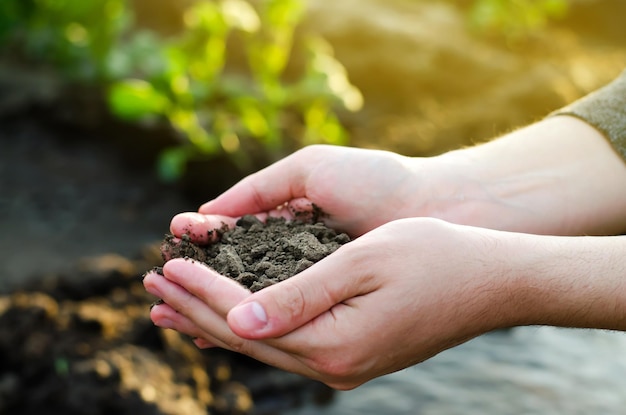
[0,111,192,292]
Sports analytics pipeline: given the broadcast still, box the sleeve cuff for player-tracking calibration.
[551,69,626,160]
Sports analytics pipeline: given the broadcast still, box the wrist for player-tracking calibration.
[500,233,626,331]
[410,149,547,233]
[422,116,626,235]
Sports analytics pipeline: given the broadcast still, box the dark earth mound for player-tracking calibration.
[0,251,335,415]
[161,215,351,292]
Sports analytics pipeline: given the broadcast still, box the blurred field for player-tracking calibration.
[301,0,626,155]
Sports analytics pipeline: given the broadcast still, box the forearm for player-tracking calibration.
[507,233,626,331]
[425,116,626,235]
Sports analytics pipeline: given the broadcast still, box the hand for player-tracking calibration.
[144,115,626,390]
[144,218,520,389]
[168,144,434,242]
[171,116,626,246]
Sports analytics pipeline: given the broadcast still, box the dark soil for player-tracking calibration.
[0,251,334,415]
[161,215,351,292]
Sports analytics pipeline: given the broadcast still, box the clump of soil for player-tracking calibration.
[161,215,351,292]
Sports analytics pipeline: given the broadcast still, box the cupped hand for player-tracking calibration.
[144,217,522,389]
[168,145,435,243]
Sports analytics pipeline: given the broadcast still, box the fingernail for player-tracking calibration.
[230,301,268,332]
[150,298,165,310]
[141,267,163,282]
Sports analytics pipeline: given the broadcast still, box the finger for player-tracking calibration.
[151,301,240,351]
[144,270,234,345]
[169,213,238,243]
[193,338,215,349]
[226,242,378,340]
[145,264,253,349]
[151,302,261,354]
[150,302,218,340]
[160,235,180,261]
[265,198,317,221]
[198,152,313,216]
[288,198,316,216]
[148,270,320,378]
[152,302,314,375]
[162,258,251,315]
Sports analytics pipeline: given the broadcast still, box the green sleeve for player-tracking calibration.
[551,69,626,160]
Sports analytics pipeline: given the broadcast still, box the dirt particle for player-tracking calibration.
[161,215,351,292]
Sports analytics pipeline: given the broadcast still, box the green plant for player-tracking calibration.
[463,0,569,40]
[108,0,363,181]
[0,0,361,182]
[0,0,130,80]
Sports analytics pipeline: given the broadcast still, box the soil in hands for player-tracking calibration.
[161,214,351,292]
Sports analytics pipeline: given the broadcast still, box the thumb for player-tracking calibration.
[198,152,310,217]
[226,252,370,339]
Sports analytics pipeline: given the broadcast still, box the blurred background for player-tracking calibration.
[1,0,626,414]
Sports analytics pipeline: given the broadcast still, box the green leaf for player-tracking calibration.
[263,0,304,29]
[220,0,260,32]
[236,99,269,137]
[184,1,227,33]
[108,79,169,120]
[158,147,189,183]
[541,0,569,18]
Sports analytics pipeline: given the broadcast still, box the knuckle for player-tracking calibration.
[273,282,307,321]
[294,144,332,163]
[225,335,251,355]
[172,289,196,316]
[308,354,359,388]
[298,144,325,156]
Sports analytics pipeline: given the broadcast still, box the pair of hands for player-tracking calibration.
[143,116,626,389]
[144,145,519,389]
